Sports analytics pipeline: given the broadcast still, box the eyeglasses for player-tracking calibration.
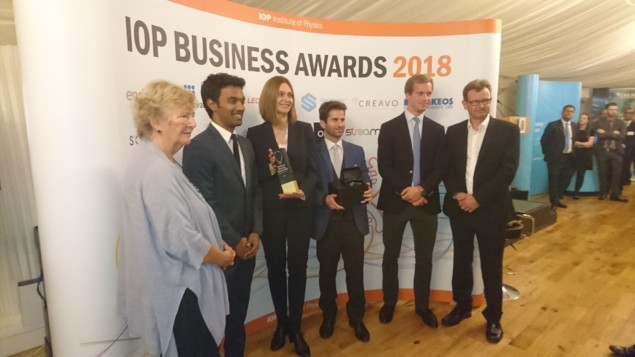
[466,98,492,106]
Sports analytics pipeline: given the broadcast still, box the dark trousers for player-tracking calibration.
[381,205,437,312]
[597,149,623,197]
[546,153,575,205]
[173,288,219,357]
[622,146,635,185]
[262,207,311,333]
[223,256,255,357]
[317,216,365,323]
[574,166,587,193]
[449,211,506,323]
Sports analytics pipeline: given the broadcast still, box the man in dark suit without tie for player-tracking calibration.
[183,73,263,357]
[314,101,373,343]
[441,79,519,344]
[376,74,446,329]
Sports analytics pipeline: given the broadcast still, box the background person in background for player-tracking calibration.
[118,80,235,357]
[442,79,520,344]
[246,76,319,357]
[572,113,595,198]
[314,101,373,343]
[621,107,635,187]
[540,105,577,209]
[376,74,446,329]
[183,73,262,357]
[593,102,627,202]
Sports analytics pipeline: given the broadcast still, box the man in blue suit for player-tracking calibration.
[183,73,263,357]
[314,101,373,343]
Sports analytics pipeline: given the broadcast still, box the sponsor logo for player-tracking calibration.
[403,97,455,109]
[313,122,380,140]
[246,97,260,104]
[354,97,400,110]
[258,12,273,22]
[302,93,317,112]
[184,84,196,95]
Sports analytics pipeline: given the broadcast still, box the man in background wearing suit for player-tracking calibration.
[593,102,628,202]
[621,107,635,187]
[377,74,446,329]
[441,79,519,344]
[540,104,577,210]
[183,73,263,357]
[314,101,373,343]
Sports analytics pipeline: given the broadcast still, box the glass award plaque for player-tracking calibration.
[274,148,299,194]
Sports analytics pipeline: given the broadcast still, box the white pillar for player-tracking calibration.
[13,1,132,355]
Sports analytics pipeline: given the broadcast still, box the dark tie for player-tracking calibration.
[231,133,241,173]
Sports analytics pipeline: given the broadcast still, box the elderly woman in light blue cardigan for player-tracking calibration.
[118,80,236,357]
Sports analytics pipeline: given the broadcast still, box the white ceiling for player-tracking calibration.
[230,0,635,89]
[1,1,633,88]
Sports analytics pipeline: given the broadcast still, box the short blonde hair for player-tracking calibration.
[258,76,297,124]
[133,80,195,139]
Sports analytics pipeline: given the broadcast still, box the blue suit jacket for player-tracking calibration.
[313,139,370,241]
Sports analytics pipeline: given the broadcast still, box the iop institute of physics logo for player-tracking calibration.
[301,93,317,112]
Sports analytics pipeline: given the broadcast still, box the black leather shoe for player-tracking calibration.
[572,194,580,199]
[379,304,395,324]
[270,324,287,351]
[349,321,370,342]
[486,322,503,343]
[289,332,310,357]
[610,196,628,202]
[319,318,335,339]
[441,307,471,327]
[609,343,635,356]
[417,309,438,328]
[556,201,567,208]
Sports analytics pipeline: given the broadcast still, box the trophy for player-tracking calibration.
[274,148,299,194]
[328,166,367,207]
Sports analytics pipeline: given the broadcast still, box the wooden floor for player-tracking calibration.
[244,189,635,357]
[12,188,635,357]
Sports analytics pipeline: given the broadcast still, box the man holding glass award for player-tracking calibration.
[313,100,373,343]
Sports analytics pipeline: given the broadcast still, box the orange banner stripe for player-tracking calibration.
[170,0,501,37]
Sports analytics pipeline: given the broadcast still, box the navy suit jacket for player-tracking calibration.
[313,139,370,241]
[182,124,263,248]
[540,119,577,163]
[246,120,319,209]
[443,118,520,220]
[377,112,445,215]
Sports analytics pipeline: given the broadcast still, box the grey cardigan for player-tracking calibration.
[118,140,229,356]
